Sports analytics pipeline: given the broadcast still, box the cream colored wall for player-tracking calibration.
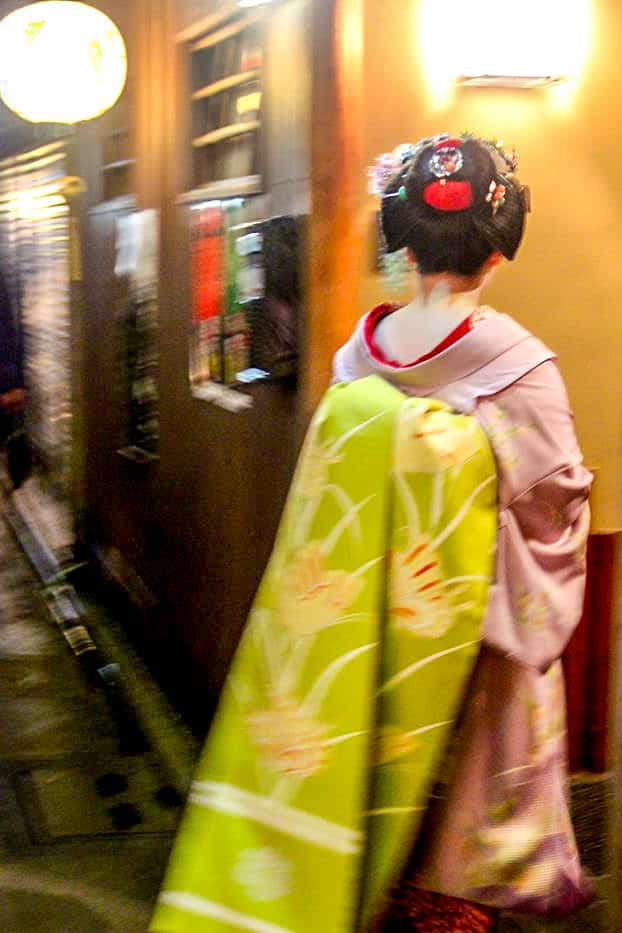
[359,0,622,531]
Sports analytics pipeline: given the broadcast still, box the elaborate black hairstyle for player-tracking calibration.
[379,134,529,276]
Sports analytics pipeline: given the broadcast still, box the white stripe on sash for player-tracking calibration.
[159,892,296,933]
[190,781,362,854]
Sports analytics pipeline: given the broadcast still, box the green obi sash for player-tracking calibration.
[151,375,497,933]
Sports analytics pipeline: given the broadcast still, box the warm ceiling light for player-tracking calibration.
[420,0,591,91]
[0,1,127,124]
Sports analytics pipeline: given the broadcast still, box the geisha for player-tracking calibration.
[335,132,594,928]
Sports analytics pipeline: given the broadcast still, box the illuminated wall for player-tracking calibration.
[359,0,622,531]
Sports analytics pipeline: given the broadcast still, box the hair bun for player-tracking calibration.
[376,132,528,265]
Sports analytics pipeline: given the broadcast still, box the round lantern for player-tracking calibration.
[0,1,127,124]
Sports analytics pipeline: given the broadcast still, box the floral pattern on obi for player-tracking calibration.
[276,542,363,636]
[376,726,420,765]
[247,694,331,778]
[389,537,456,639]
[296,435,344,501]
[395,407,481,474]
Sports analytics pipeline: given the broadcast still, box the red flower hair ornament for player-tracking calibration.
[423,180,474,212]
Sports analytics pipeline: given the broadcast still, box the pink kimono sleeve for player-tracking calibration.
[476,362,593,672]
[483,462,592,672]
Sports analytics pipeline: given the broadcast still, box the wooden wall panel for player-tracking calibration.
[81,0,311,729]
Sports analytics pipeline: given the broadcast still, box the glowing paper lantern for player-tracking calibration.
[0,1,127,124]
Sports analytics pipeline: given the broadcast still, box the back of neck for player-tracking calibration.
[374,282,481,365]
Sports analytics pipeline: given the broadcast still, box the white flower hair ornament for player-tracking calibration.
[367,135,453,197]
[368,144,417,196]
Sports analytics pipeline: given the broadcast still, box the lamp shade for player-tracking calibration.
[0,1,127,124]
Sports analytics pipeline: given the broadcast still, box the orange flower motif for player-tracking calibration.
[376,726,419,765]
[389,536,454,638]
[395,408,481,474]
[247,694,330,778]
[277,542,362,635]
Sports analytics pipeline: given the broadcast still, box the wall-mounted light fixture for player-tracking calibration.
[420,0,591,93]
[237,0,273,8]
[0,1,127,124]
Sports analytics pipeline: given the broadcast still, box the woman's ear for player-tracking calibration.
[406,247,419,269]
[478,251,504,290]
[484,251,504,271]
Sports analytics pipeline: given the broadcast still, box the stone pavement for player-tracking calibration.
[0,515,181,933]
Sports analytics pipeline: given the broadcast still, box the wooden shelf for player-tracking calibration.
[117,446,160,464]
[178,175,262,203]
[191,382,253,413]
[192,121,260,148]
[189,13,261,53]
[184,9,265,191]
[101,123,133,202]
[90,195,137,216]
[177,8,236,44]
[101,158,136,173]
[192,70,259,101]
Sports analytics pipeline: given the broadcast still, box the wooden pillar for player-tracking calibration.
[131,0,168,209]
[303,0,366,415]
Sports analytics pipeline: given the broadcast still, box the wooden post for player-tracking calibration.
[303,0,366,416]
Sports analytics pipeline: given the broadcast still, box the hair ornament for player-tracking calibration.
[506,148,519,175]
[434,137,462,150]
[485,180,506,215]
[378,130,528,262]
[489,140,519,176]
[424,180,473,212]
[462,132,520,177]
[429,145,464,179]
[368,152,401,196]
[393,142,419,166]
[368,143,418,195]
[368,134,452,196]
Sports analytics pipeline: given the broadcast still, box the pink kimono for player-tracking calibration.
[334,305,594,917]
